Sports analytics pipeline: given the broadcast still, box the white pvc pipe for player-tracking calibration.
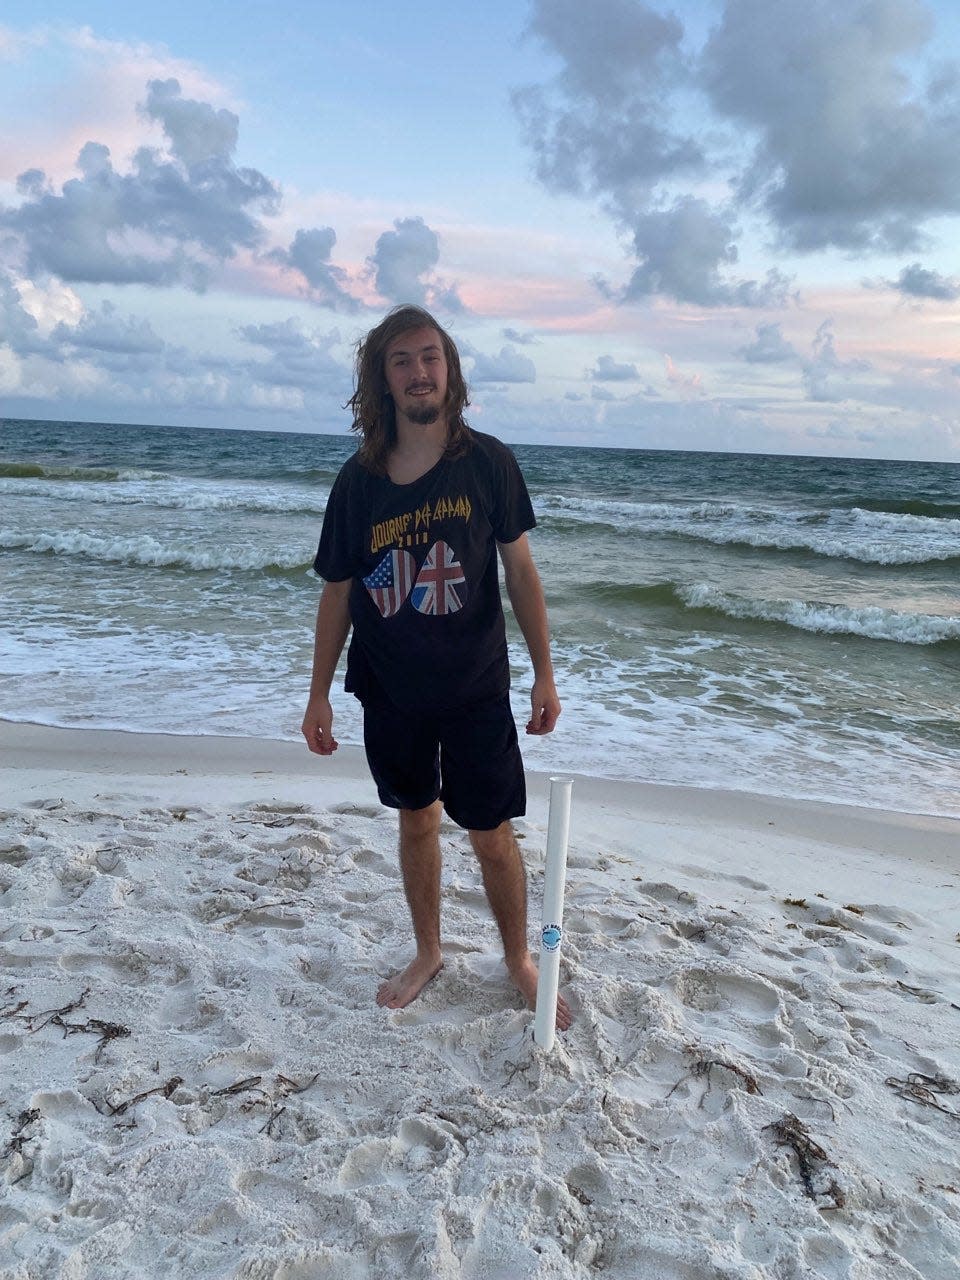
[534,776,573,1050]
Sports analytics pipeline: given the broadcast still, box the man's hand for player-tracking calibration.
[301,695,339,755]
[526,677,561,736]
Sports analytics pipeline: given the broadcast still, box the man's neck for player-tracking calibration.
[387,414,450,484]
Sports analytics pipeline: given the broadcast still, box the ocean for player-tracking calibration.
[2,418,958,818]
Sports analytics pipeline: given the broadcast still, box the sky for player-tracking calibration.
[1,0,959,460]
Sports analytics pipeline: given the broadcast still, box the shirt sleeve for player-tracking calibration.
[490,442,536,544]
[313,462,362,582]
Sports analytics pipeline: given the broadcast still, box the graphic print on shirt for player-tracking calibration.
[411,540,466,616]
[363,549,417,618]
[369,494,473,555]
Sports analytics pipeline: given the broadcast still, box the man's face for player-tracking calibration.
[383,326,449,426]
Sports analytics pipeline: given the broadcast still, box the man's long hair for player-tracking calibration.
[347,304,472,474]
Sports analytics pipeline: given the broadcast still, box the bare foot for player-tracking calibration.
[509,954,573,1030]
[376,953,443,1009]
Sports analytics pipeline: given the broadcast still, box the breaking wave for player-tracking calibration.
[678,583,960,646]
[0,528,312,574]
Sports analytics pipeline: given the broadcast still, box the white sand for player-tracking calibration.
[1,721,958,1279]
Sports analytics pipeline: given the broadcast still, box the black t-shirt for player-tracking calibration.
[314,429,535,714]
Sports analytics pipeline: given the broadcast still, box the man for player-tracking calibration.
[302,304,571,1030]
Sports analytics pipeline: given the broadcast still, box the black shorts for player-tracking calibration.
[361,689,526,831]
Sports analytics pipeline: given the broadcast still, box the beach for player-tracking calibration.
[2,721,958,1279]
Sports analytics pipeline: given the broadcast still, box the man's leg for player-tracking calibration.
[469,821,572,1030]
[376,800,444,1009]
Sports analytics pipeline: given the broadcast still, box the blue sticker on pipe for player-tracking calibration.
[541,924,562,952]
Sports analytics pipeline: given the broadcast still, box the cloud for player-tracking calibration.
[0,26,237,191]
[2,78,280,288]
[890,262,960,301]
[589,354,639,380]
[622,198,794,306]
[738,322,798,363]
[140,76,238,167]
[515,0,699,203]
[467,343,536,384]
[801,320,872,402]
[664,353,704,395]
[806,420,884,445]
[701,0,960,253]
[517,0,958,302]
[517,3,797,306]
[53,301,165,355]
[0,25,32,59]
[267,227,358,309]
[238,318,346,392]
[503,327,538,344]
[0,270,47,353]
[368,216,462,310]
[590,384,616,401]
[10,275,84,334]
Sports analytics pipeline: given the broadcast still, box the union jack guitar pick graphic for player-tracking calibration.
[411,540,467,615]
[363,549,416,618]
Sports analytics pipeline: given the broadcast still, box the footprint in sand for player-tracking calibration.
[234,1170,356,1243]
[672,967,781,1021]
[337,1116,457,1190]
[327,801,389,819]
[0,841,32,867]
[658,965,791,1061]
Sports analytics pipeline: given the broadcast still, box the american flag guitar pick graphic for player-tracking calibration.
[411,540,466,615]
[362,549,416,617]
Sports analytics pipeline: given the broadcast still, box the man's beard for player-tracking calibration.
[405,403,442,426]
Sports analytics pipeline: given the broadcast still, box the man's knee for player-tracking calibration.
[468,820,517,865]
[400,800,442,842]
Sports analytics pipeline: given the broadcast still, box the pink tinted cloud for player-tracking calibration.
[1,26,236,185]
[218,247,377,310]
[665,354,704,395]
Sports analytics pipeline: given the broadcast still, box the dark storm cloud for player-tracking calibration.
[891,262,960,300]
[738,322,798,363]
[2,80,280,288]
[368,217,462,310]
[268,227,358,309]
[517,0,959,302]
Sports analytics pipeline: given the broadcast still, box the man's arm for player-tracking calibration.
[497,533,561,736]
[301,578,352,755]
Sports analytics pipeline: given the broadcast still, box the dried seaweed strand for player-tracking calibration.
[885,1073,960,1120]
[106,1076,184,1116]
[2,1109,40,1158]
[667,1055,762,1103]
[764,1112,845,1209]
[212,1075,264,1097]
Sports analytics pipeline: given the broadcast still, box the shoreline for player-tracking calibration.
[3,716,958,846]
[2,719,958,896]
